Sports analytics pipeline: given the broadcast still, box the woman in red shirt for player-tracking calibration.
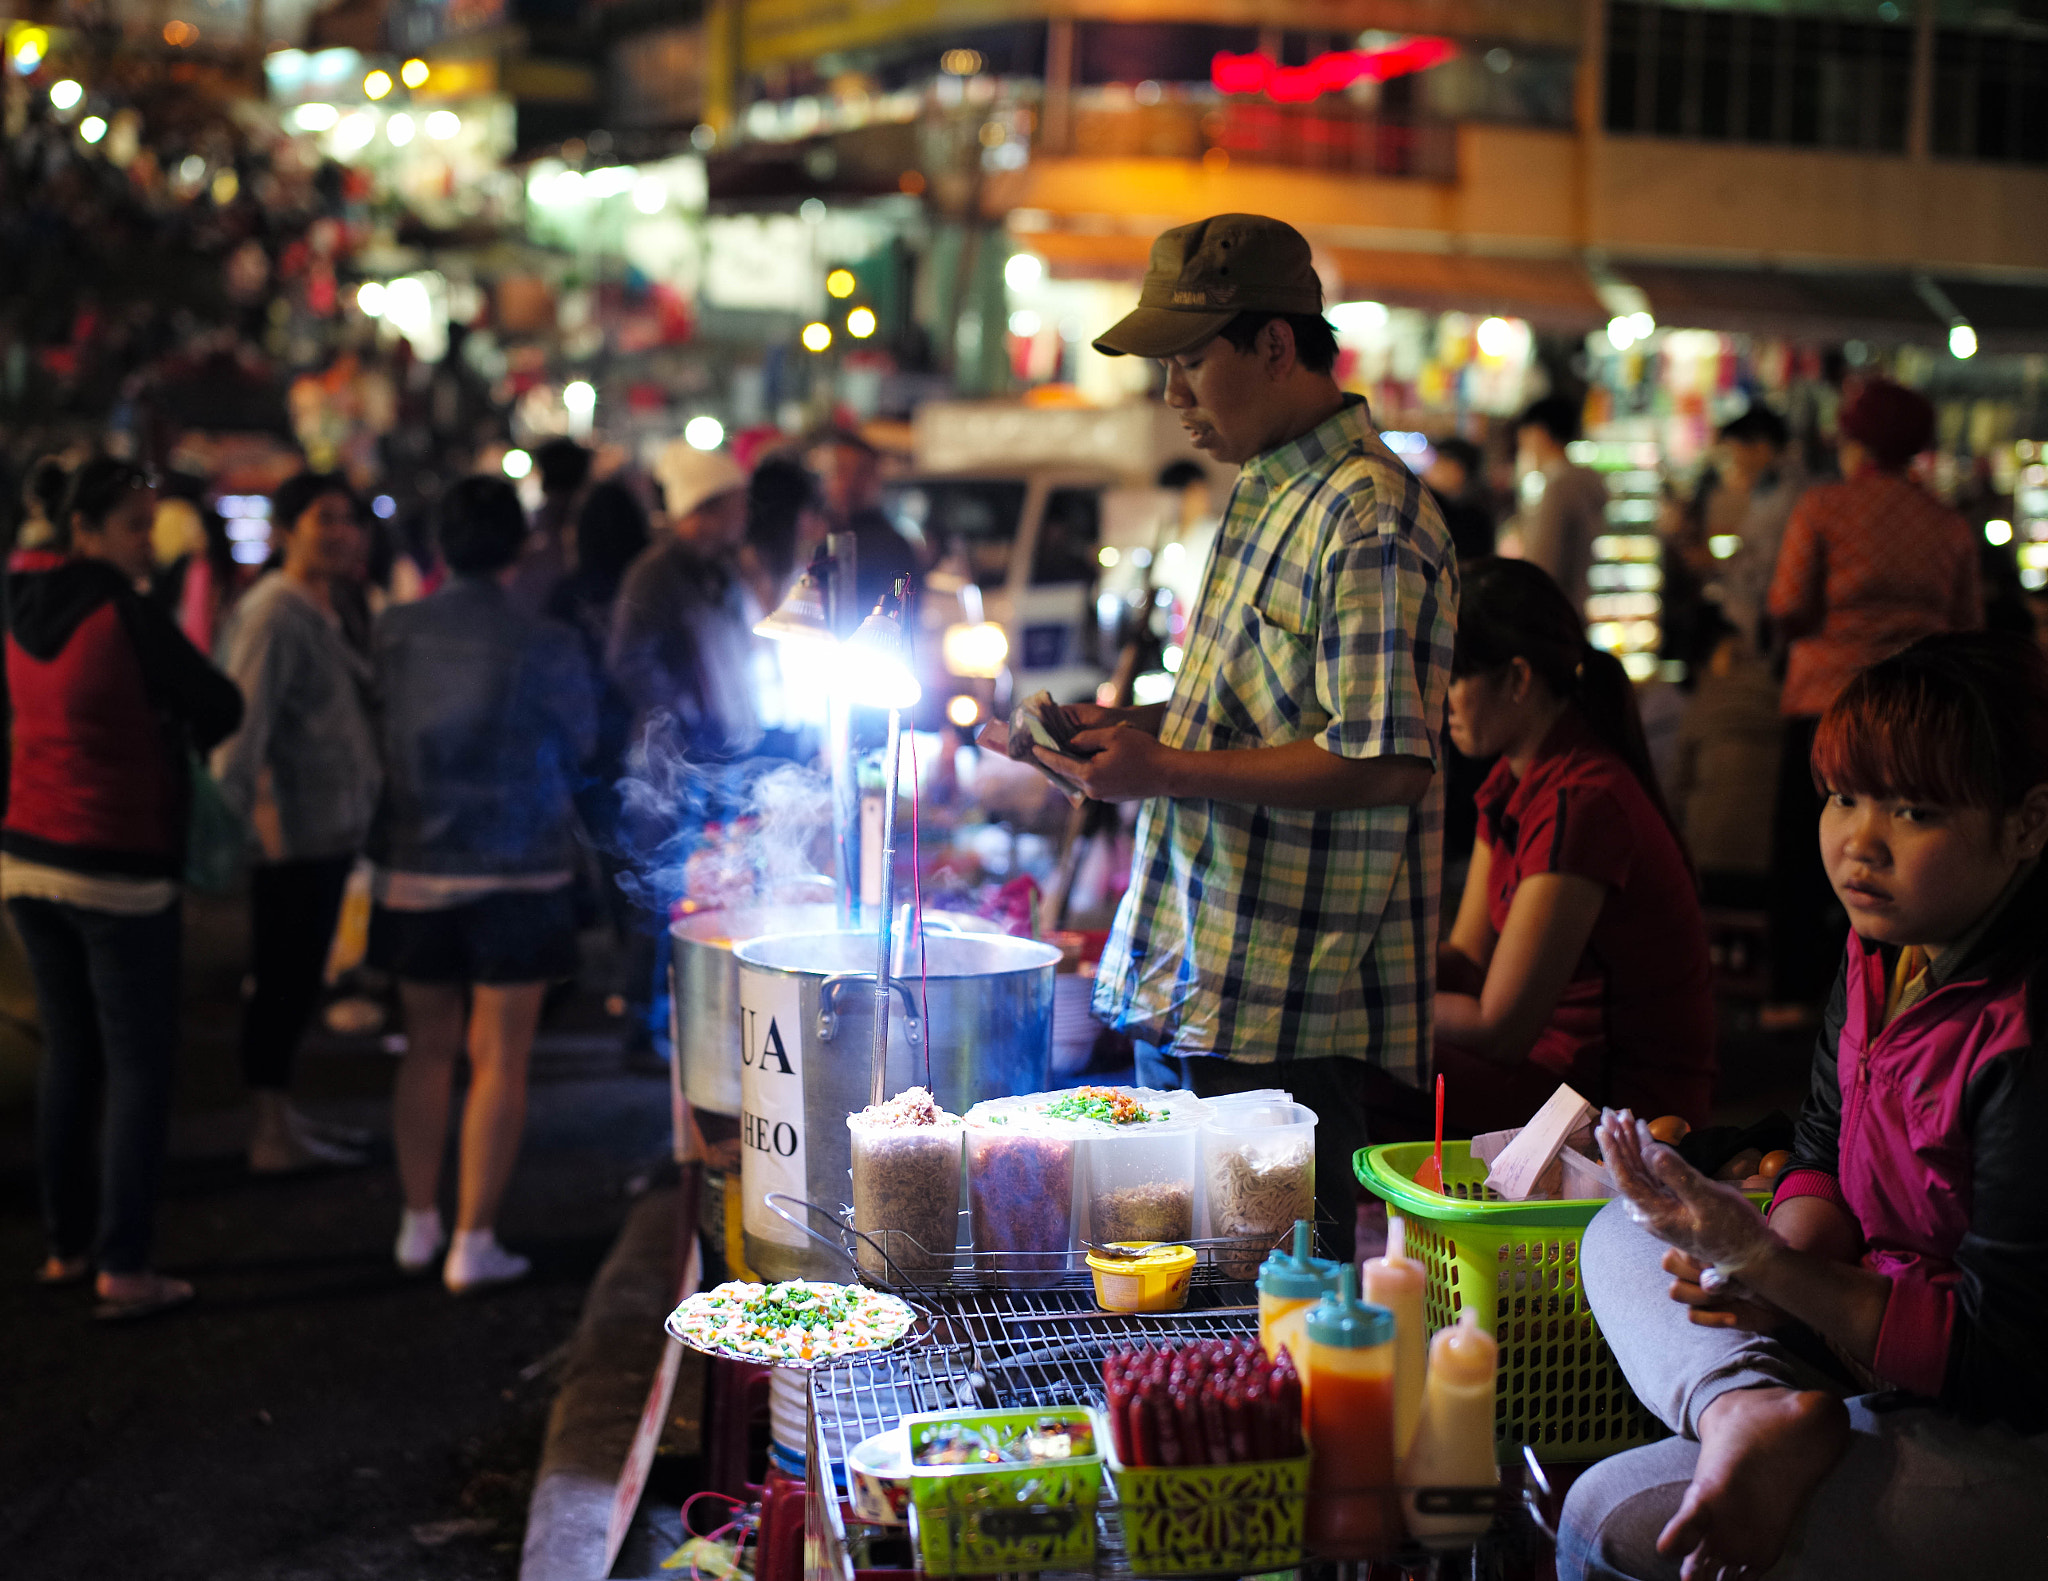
[1435,559,1715,1134]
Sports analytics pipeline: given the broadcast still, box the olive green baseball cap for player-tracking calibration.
[1093,214,1323,359]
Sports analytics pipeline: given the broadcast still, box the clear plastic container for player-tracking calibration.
[1082,1118,1200,1247]
[1202,1099,1318,1279]
[965,1099,1080,1289]
[849,1113,964,1279]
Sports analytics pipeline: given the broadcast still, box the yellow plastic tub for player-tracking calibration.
[1086,1242,1196,1312]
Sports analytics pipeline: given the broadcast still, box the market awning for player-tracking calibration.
[1614,263,1941,347]
[1028,230,1606,332]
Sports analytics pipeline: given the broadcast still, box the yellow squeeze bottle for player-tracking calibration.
[1257,1219,1335,1369]
[1362,1214,1428,1460]
[1399,1309,1500,1547]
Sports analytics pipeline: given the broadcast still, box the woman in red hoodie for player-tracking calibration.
[5,459,242,1319]
[1562,632,2048,1580]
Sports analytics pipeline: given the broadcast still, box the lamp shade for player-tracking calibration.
[841,609,922,710]
[754,568,832,643]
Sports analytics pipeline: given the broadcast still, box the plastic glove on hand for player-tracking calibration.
[1596,1108,1781,1277]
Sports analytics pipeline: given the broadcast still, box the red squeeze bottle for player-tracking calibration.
[1304,1265,1401,1560]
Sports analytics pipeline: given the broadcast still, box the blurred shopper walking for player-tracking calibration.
[544,480,651,978]
[4,459,243,1318]
[368,476,595,1292]
[1708,404,1804,652]
[507,437,592,618]
[807,428,918,618]
[608,445,760,1054]
[1762,379,1980,1021]
[1424,436,1498,568]
[1513,395,1608,618]
[212,472,382,1174]
[613,444,760,761]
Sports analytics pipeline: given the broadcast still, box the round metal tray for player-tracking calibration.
[663,1287,940,1371]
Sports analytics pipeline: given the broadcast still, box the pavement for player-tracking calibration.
[1,888,670,1581]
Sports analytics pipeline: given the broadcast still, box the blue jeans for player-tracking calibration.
[11,897,183,1274]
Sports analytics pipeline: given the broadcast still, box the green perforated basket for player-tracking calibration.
[1356,1140,1666,1465]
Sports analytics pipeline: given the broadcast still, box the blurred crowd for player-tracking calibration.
[4,420,917,1319]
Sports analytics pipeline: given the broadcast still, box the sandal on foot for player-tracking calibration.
[93,1273,194,1322]
[36,1255,90,1287]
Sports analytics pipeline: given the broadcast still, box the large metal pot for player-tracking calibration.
[733,928,1060,1282]
[671,905,841,1118]
[669,905,1004,1118]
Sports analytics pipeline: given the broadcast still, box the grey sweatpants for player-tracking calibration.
[1557,1203,2048,1580]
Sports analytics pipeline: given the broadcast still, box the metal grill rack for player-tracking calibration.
[806,1285,1537,1581]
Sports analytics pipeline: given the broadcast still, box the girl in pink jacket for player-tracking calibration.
[1562,631,2048,1581]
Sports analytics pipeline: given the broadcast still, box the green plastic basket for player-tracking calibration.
[1356,1140,1665,1464]
[906,1408,1103,1576]
[1109,1454,1309,1575]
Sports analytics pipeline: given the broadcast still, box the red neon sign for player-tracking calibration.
[1212,36,1457,103]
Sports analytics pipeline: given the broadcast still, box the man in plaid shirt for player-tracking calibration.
[1036,215,1458,1259]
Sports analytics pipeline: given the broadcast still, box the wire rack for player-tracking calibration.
[807,1288,1540,1581]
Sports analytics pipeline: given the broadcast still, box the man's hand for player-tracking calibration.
[1063,701,1165,736]
[1036,725,1180,802]
[1663,1247,1786,1334]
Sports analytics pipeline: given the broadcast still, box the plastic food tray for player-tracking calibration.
[904,1407,1104,1576]
[1107,1453,1309,1575]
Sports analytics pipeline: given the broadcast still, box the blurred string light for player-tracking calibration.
[387,111,415,145]
[79,115,107,144]
[1606,311,1656,351]
[1329,299,1390,334]
[333,112,376,154]
[162,19,198,45]
[1475,315,1516,358]
[372,494,397,519]
[211,168,239,204]
[826,268,857,299]
[631,176,666,214]
[562,380,596,436]
[799,197,826,222]
[1008,309,1041,337]
[1003,253,1043,292]
[364,69,393,99]
[940,48,984,75]
[292,102,340,132]
[400,57,430,88]
[801,321,832,352]
[502,449,533,480]
[425,110,459,140]
[846,306,878,339]
[1986,518,2013,545]
[10,26,48,72]
[684,415,725,451]
[49,79,83,111]
[1950,323,1978,359]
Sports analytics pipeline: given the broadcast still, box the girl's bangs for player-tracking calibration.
[1811,678,1998,808]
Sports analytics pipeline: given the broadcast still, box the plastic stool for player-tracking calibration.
[705,1356,774,1498]
[753,1461,806,1581]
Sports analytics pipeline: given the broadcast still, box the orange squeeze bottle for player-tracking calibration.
[1304,1265,1400,1561]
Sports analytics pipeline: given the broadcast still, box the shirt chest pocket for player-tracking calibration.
[1211,604,1322,747]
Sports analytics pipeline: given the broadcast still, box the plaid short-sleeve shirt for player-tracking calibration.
[1092,396,1458,1082]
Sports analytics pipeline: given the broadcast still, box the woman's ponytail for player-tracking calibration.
[1575,641,1684,843]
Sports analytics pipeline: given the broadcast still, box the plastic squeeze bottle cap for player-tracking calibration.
[1306,1263,1395,1349]
[1430,1309,1499,1386]
[1259,1219,1335,1301]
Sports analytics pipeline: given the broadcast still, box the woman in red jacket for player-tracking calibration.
[1563,632,2048,1580]
[1435,558,1715,1134]
[5,459,243,1319]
